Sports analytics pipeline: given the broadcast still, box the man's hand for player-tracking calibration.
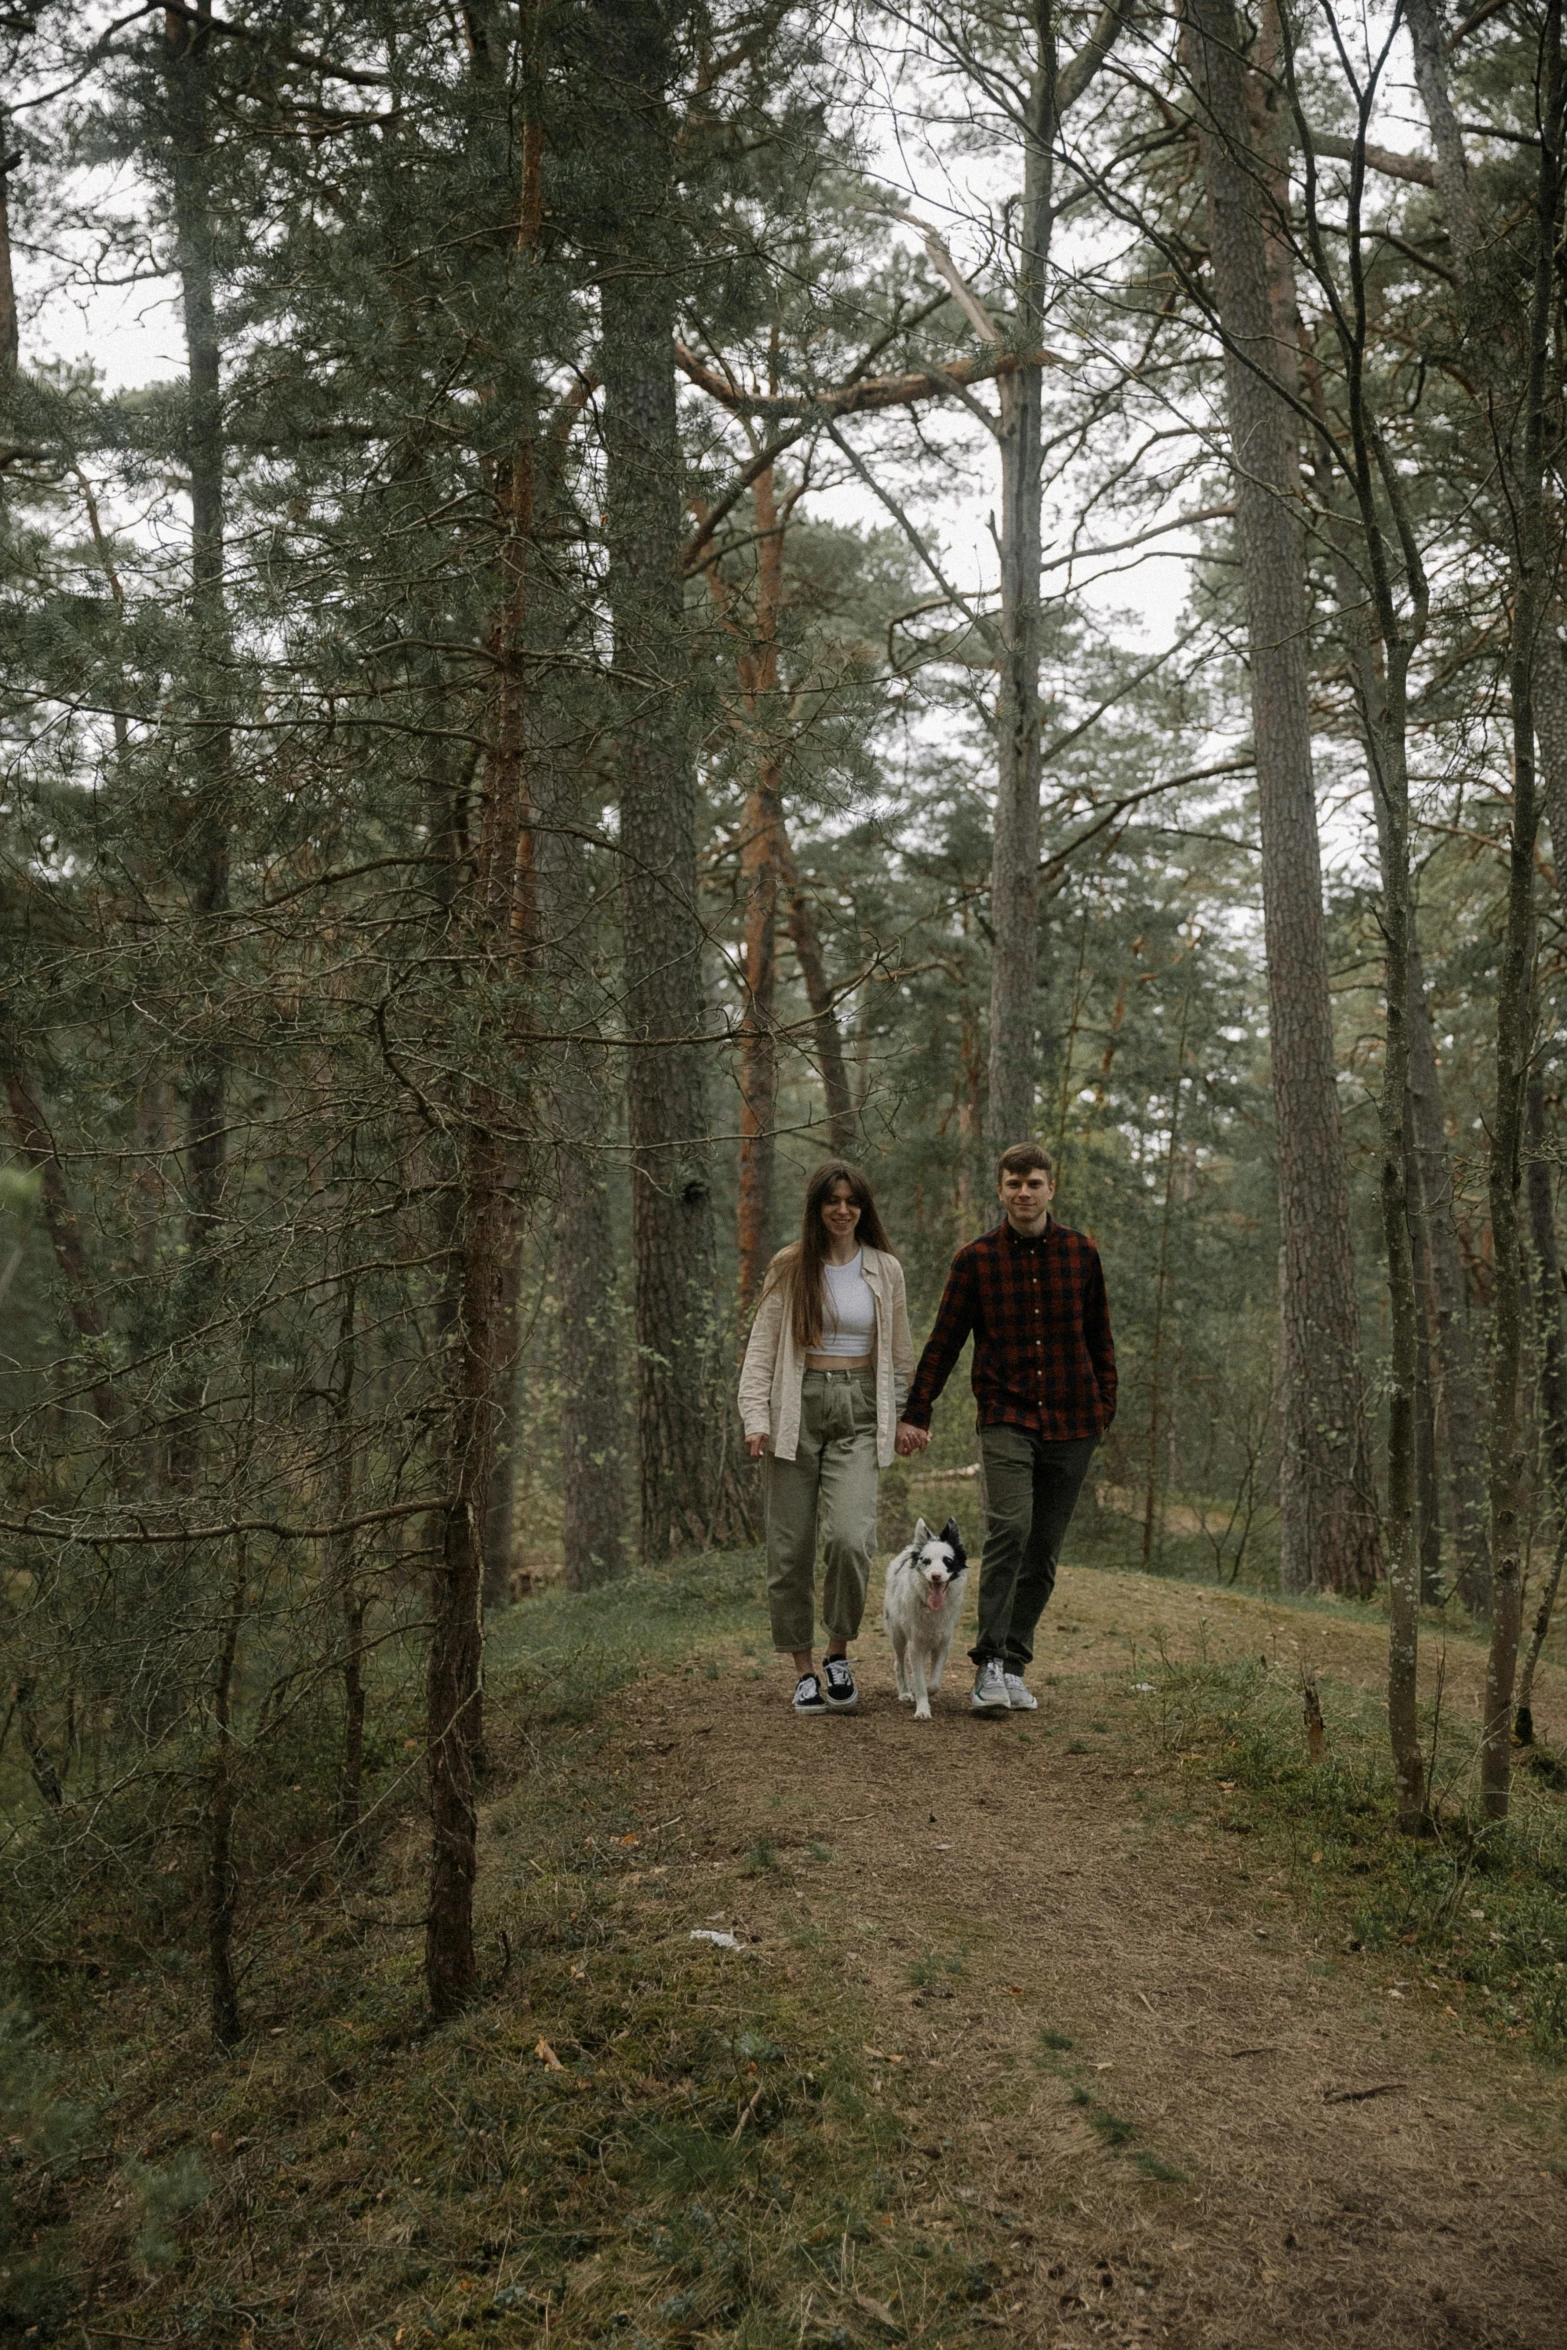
[745,1432,767,1461]
[895,1422,930,1457]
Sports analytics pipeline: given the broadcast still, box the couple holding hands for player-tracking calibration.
[738,1143,1117,1717]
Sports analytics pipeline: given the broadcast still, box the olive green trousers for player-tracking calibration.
[762,1368,878,1652]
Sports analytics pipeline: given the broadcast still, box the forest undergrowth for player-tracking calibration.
[1,1554,1007,2348]
[1137,1640,1567,2074]
[6,1546,1567,2344]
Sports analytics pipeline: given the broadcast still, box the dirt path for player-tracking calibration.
[617,1570,1567,2350]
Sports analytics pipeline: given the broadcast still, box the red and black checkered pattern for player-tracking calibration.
[902,1218,1117,1441]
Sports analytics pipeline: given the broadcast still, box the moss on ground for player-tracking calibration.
[1132,1646,1567,2061]
[4,1554,1007,2346]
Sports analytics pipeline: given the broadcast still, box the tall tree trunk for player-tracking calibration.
[206,1553,244,2050]
[1407,948,1491,1609]
[537,773,628,1592]
[1480,4,1563,1821]
[555,1155,626,1589]
[426,56,543,2005]
[1527,1080,1567,1514]
[1537,624,1567,890]
[1142,974,1192,1566]
[986,10,1054,1151]
[164,8,231,1498]
[734,466,787,1307]
[595,0,716,1558]
[1186,0,1381,1598]
[778,830,855,1153]
[1301,308,1489,1613]
[480,1241,523,1608]
[329,1277,367,1852]
[0,103,17,387]
[1516,1084,1566,1739]
[737,771,780,1304]
[1408,1136,1443,1601]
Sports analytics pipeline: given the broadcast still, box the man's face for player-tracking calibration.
[999,1165,1055,1231]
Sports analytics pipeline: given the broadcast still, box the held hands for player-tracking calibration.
[894,1421,931,1457]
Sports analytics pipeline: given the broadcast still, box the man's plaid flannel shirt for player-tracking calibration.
[902,1218,1117,1441]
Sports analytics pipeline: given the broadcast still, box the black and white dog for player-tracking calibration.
[883,1517,968,1721]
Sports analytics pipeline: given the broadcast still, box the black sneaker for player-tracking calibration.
[822,1656,858,1712]
[793,1672,829,1715]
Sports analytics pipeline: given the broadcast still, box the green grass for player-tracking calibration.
[1033,2028,1187,2186]
[1140,1650,1567,2061]
[906,1951,967,1992]
[4,1552,1013,2347]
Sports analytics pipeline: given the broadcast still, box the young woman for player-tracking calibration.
[739,1161,916,1714]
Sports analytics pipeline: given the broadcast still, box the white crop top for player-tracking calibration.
[817,1252,876,1356]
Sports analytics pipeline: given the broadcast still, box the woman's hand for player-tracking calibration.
[895,1421,930,1456]
[745,1433,767,1461]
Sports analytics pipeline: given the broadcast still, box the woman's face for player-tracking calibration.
[820,1180,862,1245]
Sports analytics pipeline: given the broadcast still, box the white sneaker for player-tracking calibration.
[971,1659,1009,1713]
[1003,1673,1038,1711]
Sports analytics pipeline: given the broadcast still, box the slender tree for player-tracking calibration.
[1183,0,1381,1597]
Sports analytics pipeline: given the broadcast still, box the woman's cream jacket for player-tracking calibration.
[738,1245,916,1468]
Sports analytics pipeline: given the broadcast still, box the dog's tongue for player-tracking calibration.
[927,1589,944,1612]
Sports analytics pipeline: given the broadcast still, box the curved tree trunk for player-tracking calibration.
[1185,0,1381,1597]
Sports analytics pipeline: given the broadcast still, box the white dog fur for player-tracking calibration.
[883,1516,969,1720]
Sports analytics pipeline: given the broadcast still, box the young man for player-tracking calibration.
[893,1143,1116,1713]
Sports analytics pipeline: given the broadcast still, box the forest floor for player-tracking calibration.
[25,1554,1567,2350]
[632,1567,1567,2350]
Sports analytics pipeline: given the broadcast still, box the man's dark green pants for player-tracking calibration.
[970,1424,1099,1668]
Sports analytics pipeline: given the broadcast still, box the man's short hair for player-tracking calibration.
[996,1141,1056,1184]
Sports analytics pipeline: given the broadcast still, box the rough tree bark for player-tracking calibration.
[985,7,1054,1152]
[479,1246,523,1609]
[163,7,231,1497]
[595,0,717,1556]
[206,1556,244,2049]
[1478,3,1563,1821]
[425,32,543,2012]
[1408,949,1490,1609]
[779,831,855,1153]
[0,103,17,384]
[1407,1118,1443,1600]
[1515,1080,1567,1740]
[536,747,628,1591]
[1186,0,1381,1597]
[1523,603,1567,1736]
[700,462,791,1305]
[1288,7,1438,1813]
[1302,307,1489,1612]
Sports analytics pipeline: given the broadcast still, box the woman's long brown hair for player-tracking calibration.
[765,1160,895,1352]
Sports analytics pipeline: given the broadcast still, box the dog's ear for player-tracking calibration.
[939,1517,962,1551]
[912,1516,931,1548]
